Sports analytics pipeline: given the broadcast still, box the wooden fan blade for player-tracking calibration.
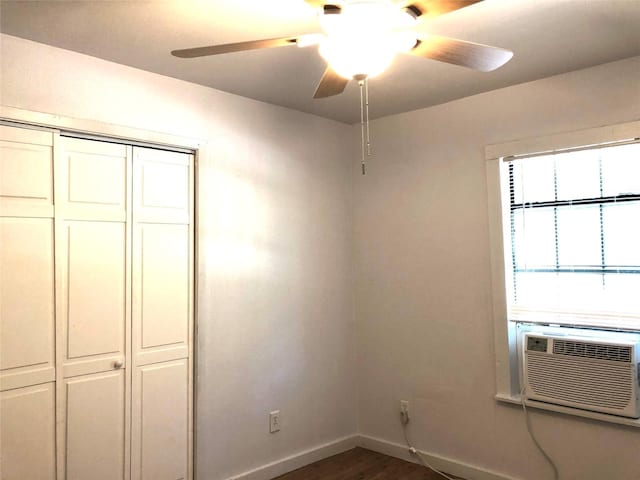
[305,1,342,14]
[172,37,298,58]
[409,35,513,72]
[313,66,350,99]
[404,0,482,20]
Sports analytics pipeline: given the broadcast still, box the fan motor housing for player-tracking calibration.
[324,4,342,14]
[403,4,423,18]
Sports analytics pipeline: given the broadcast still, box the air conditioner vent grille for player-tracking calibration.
[552,339,632,363]
[526,353,634,411]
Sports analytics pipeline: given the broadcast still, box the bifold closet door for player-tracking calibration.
[56,137,132,480]
[131,146,193,480]
[1,128,193,480]
[0,125,56,480]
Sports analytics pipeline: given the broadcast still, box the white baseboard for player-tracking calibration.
[221,433,519,480]
[357,434,519,480]
[223,435,358,480]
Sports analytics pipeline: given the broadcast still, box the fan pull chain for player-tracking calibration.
[359,79,366,175]
[358,76,372,175]
[365,77,371,157]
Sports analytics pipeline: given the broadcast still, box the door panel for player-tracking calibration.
[0,142,52,202]
[68,151,125,207]
[133,147,190,224]
[0,124,52,145]
[59,137,128,222]
[133,223,189,365]
[66,221,126,358]
[141,161,188,209]
[132,146,192,368]
[62,221,126,374]
[0,126,56,479]
[0,383,56,480]
[64,370,126,480]
[0,217,55,389]
[131,359,188,480]
[56,136,132,480]
[131,146,193,479]
[0,126,53,217]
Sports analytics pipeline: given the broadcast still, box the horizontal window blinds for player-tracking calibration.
[506,140,640,330]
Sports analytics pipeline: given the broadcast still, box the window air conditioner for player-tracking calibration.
[520,327,640,418]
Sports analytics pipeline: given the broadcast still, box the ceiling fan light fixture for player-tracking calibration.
[171,0,513,101]
[318,0,418,79]
[319,37,395,79]
[296,33,325,48]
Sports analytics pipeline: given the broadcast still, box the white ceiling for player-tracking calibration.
[1,0,639,124]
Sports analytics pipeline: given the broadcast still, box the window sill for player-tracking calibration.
[495,393,640,428]
[509,313,640,333]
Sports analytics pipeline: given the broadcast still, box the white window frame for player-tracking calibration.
[486,119,640,425]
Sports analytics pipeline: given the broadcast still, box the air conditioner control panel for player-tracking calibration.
[526,336,548,353]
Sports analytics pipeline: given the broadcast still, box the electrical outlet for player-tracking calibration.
[269,410,280,433]
[400,400,409,424]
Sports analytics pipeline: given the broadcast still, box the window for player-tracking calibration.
[505,141,640,329]
[487,121,640,402]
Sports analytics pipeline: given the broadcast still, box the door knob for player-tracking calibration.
[113,360,124,369]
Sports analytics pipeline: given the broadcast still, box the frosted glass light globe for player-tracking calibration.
[318,0,418,79]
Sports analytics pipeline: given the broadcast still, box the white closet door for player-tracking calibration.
[131,146,193,480]
[63,370,126,480]
[0,126,56,391]
[0,126,56,480]
[131,146,192,366]
[56,137,132,480]
[132,359,189,480]
[0,217,55,390]
[2,128,193,480]
[0,383,56,480]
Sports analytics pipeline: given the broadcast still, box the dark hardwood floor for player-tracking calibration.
[271,447,464,480]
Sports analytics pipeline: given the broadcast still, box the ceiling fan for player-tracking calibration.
[171,0,514,99]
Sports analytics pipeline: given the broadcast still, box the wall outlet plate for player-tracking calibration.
[400,400,409,424]
[269,410,280,433]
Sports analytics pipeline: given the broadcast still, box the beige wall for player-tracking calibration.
[353,56,640,480]
[1,34,357,480]
[4,30,640,480]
